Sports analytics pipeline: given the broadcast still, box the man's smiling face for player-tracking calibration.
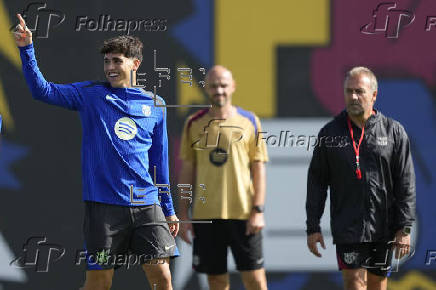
[104,53,140,88]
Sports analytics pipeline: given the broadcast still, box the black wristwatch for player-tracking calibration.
[402,226,412,236]
[252,205,265,213]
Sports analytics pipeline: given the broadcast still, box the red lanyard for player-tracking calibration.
[347,117,364,179]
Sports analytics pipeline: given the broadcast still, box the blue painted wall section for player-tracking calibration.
[0,141,28,189]
[171,0,213,67]
[377,80,436,269]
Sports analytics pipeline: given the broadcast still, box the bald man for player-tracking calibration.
[178,66,269,290]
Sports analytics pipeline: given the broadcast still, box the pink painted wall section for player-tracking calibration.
[311,0,436,114]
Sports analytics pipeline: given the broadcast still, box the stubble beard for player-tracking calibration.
[211,96,227,108]
[346,104,364,117]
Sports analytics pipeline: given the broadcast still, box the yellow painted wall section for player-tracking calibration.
[215,0,330,117]
[0,0,21,131]
[176,62,207,116]
[388,271,436,289]
[0,1,21,69]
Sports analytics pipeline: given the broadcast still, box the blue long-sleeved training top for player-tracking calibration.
[19,43,175,216]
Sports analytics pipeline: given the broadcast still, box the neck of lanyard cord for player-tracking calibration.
[347,117,364,179]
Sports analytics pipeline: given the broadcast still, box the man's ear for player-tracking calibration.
[132,58,141,71]
[372,90,377,103]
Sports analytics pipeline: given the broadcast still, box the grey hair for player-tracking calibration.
[344,66,378,92]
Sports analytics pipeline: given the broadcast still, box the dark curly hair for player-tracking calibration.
[100,35,143,62]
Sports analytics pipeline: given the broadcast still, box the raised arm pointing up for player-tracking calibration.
[13,14,32,47]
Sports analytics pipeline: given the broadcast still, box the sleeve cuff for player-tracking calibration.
[306,223,321,235]
[393,222,413,232]
[162,204,175,217]
[18,43,34,51]
[161,202,176,217]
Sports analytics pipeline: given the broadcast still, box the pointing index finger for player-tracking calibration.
[17,14,26,29]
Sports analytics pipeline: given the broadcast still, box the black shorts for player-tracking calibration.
[192,219,264,275]
[336,242,394,277]
[83,201,178,270]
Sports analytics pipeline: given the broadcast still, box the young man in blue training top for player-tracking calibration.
[14,14,179,290]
